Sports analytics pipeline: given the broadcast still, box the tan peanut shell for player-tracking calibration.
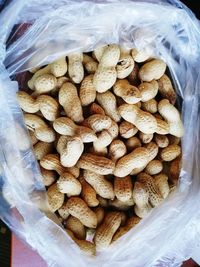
[86,114,112,132]
[93,130,112,155]
[34,126,56,143]
[47,183,64,212]
[131,48,150,63]
[65,216,86,240]
[40,167,57,187]
[155,117,170,135]
[113,79,141,104]
[77,153,115,175]
[97,196,109,208]
[114,176,133,202]
[33,141,53,160]
[139,132,153,144]
[83,170,114,199]
[50,57,67,77]
[34,74,57,93]
[28,65,51,89]
[116,49,134,79]
[145,160,163,175]
[139,59,166,82]
[109,140,127,161]
[133,182,152,218]
[96,91,121,122]
[66,197,97,228]
[158,74,176,104]
[107,120,119,139]
[94,211,121,249]
[137,172,163,207]
[90,103,105,115]
[118,104,157,134]
[168,135,180,145]
[142,99,158,114]
[154,134,169,148]
[144,141,159,161]
[83,54,98,74]
[17,91,39,113]
[40,154,65,175]
[79,177,99,207]
[80,75,96,106]
[57,172,82,196]
[29,130,38,145]
[94,207,105,225]
[154,173,170,198]
[59,82,83,122]
[67,166,80,179]
[36,95,59,121]
[160,144,181,161]
[128,63,140,86]
[114,147,149,177]
[108,198,135,211]
[58,202,70,219]
[68,52,84,83]
[125,136,142,152]
[158,99,184,137]
[119,121,138,139]
[93,45,108,61]
[138,80,158,102]
[169,156,181,184]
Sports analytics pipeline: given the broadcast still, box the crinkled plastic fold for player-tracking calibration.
[0,0,200,266]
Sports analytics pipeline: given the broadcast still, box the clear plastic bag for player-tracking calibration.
[0,0,200,266]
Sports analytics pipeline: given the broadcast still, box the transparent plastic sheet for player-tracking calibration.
[0,0,200,266]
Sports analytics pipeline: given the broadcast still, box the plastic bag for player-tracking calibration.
[0,0,200,266]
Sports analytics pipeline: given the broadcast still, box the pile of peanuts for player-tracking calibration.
[16,44,183,256]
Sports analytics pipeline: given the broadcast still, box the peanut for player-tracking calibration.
[138,80,158,102]
[40,167,57,187]
[114,176,133,202]
[158,99,184,137]
[125,136,142,152]
[145,160,163,175]
[93,44,120,92]
[107,120,119,139]
[94,207,105,225]
[28,65,51,90]
[50,57,67,77]
[93,130,112,155]
[154,134,169,148]
[66,197,97,228]
[59,82,83,122]
[79,177,99,207]
[116,48,134,79]
[93,45,108,61]
[118,104,157,134]
[68,52,84,83]
[89,103,105,115]
[131,48,150,63]
[65,216,86,240]
[57,172,82,196]
[96,91,121,122]
[86,114,112,132]
[109,140,127,161]
[33,141,53,160]
[139,59,166,82]
[139,132,153,144]
[154,173,170,198]
[80,75,96,106]
[155,117,170,135]
[160,144,181,161]
[133,182,152,218]
[137,172,163,207]
[158,74,176,104]
[119,121,138,139]
[77,153,115,175]
[108,198,135,211]
[83,170,114,200]
[58,202,70,219]
[114,147,150,177]
[113,79,141,104]
[144,141,159,161]
[94,211,121,249]
[29,130,38,145]
[169,156,181,184]
[47,183,64,212]
[36,95,59,121]
[83,54,98,74]
[141,99,158,114]
[168,135,180,145]
[40,154,65,175]
[17,91,39,113]
[34,74,57,93]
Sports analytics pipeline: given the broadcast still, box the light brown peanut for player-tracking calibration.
[59,82,83,123]
[65,216,86,240]
[116,48,134,79]
[155,117,170,135]
[83,170,114,200]
[57,172,82,196]
[47,183,64,212]
[28,65,51,90]
[114,176,133,202]
[90,103,105,115]
[160,144,181,161]
[80,75,96,106]
[34,74,57,93]
[93,130,112,155]
[139,132,153,144]
[83,54,98,74]
[108,198,135,211]
[113,79,141,104]
[40,154,65,175]
[94,211,121,249]
[142,99,158,114]
[154,134,169,148]
[40,167,57,187]
[138,80,158,102]
[79,177,99,207]
[125,136,142,152]
[58,202,70,220]
[145,160,163,175]
[139,59,166,82]
[94,207,105,225]
[66,197,97,228]
[96,91,121,122]
[131,48,150,63]
[17,91,39,113]
[33,141,53,160]
[50,57,67,77]
[86,114,112,132]
[154,173,170,198]
[119,121,138,139]
[68,52,84,83]
[36,95,59,121]
[158,74,176,104]
[109,140,127,161]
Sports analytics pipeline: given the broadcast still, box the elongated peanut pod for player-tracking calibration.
[154,173,170,198]
[96,91,121,122]
[145,160,163,175]
[109,140,127,161]
[80,75,96,106]
[86,114,112,132]
[144,141,159,161]
[139,59,166,82]
[90,103,105,115]
[58,202,70,219]
[113,80,141,104]
[155,117,170,135]
[93,45,108,61]
[47,183,64,212]
[79,177,99,207]
[77,153,115,175]
[94,212,121,249]
[28,65,51,90]
[57,172,82,196]
[119,121,138,139]
[114,147,150,177]
[154,134,169,148]
[34,74,57,94]
[36,95,59,121]
[108,198,135,211]
[116,48,135,79]
[17,91,39,113]
[114,176,133,202]
[40,154,65,175]
[65,216,86,240]
[118,104,157,134]
[83,170,114,200]
[142,99,158,114]
[138,80,158,102]
[160,144,181,161]
[107,120,119,139]
[59,82,83,123]
[34,141,53,160]
[40,167,57,187]
[131,48,150,63]
[50,57,67,77]
[83,54,98,74]
[68,52,84,83]
[158,74,176,104]
[66,197,97,228]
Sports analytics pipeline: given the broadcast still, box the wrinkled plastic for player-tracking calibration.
[0,0,200,266]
